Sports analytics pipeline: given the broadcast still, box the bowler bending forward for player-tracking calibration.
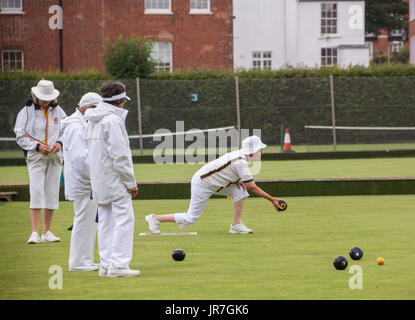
[145,136,285,234]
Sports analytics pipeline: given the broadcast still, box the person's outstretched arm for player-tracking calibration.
[244,180,284,211]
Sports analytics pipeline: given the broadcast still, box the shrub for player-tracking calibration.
[101,35,155,79]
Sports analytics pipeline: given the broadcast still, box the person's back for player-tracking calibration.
[61,109,91,201]
[85,101,134,205]
[194,150,253,192]
[84,81,139,278]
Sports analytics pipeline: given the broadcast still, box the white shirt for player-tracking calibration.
[194,150,254,192]
[61,109,92,201]
[85,101,136,205]
[14,102,67,164]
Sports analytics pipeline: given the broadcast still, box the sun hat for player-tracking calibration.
[78,92,102,108]
[241,136,267,154]
[31,80,60,101]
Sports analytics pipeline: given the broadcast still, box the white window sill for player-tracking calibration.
[189,10,213,15]
[319,35,341,40]
[144,10,173,15]
[0,10,25,15]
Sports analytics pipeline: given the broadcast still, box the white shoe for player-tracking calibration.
[69,265,99,272]
[98,266,108,277]
[107,267,141,278]
[229,222,253,234]
[27,232,40,244]
[145,214,161,234]
[41,231,61,242]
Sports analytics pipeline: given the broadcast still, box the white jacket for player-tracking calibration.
[84,101,136,205]
[61,109,92,201]
[14,101,67,164]
[195,150,254,192]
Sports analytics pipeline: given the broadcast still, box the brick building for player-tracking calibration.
[365,0,409,62]
[365,29,408,62]
[0,0,233,72]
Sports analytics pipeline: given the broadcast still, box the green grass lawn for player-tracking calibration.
[0,157,414,185]
[1,195,414,299]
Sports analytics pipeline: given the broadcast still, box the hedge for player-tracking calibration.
[2,178,415,201]
[3,63,415,80]
[1,64,415,147]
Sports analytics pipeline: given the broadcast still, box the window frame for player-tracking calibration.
[2,50,24,72]
[365,41,373,60]
[321,47,338,67]
[252,51,272,71]
[189,0,212,14]
[391,41,404,53]
[321,3,338,35]
[151,41,173,73]
[0,0,23,14]
[144,0,173,15]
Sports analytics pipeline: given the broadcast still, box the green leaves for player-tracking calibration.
[365,0,408,35]
[101,35,155,79]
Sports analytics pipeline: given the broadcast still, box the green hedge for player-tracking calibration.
[0,78,140,140]
[2,64,415,147]
[2,178,415,201]
[3,64,415,81]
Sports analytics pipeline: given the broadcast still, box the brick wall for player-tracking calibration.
[0,0,61,71]
[0,0,233,72]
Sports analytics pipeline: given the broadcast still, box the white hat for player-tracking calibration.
[78,92,102,108]
[241,136,267,154]
[31,80,60,101]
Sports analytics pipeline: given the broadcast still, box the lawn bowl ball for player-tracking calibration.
[172,249,186,261]
[333,255,348,270]
[349,246,363,260]
[277,200,287,211]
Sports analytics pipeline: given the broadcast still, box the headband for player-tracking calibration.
[102,92,131,102]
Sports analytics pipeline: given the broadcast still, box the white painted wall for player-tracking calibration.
[233,0,370,69]
[233,0,284,69]
[338,47,370,68]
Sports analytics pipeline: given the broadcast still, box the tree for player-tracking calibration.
[102,35,155,78]
[365,0,408,35]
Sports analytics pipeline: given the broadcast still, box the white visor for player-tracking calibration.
[102,92,131,102]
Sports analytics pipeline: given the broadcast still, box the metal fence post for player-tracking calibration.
[136,77,144,156]
[235,76,241,149]
[330,74,337,152]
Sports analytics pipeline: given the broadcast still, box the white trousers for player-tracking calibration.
[27,159,61,209]
[69,196,98,268]
[174,181,249,228]
[97,195,135,269]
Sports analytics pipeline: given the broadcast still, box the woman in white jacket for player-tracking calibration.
[85,82,139,278]
[61,92,102,271]
[14,80,67,244]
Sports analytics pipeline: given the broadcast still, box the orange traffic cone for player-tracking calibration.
[283,128,294,152]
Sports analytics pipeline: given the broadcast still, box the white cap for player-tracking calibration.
[31,80,60,101]
[78,92,102,108]
[241,136,267,154]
